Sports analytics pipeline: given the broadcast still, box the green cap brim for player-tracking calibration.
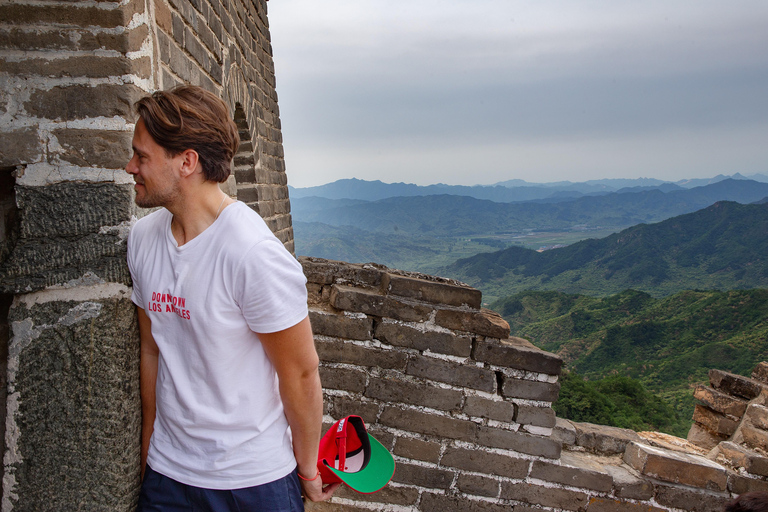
[324,434,395,494]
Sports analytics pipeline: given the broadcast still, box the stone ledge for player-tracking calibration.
[624,441,728,491]
[693,404,740,437]
[309,307,373,341]
[571,421,641,455]
[300,257,385,287]
[381,272,481,309]
[710,369,768,400]
[473,337,562,375]
[530,451,613,492]
[374,319,472,357]
[710,441,768,478]
[694,384,748,419]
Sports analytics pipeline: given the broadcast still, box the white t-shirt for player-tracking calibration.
[127,201,308,489]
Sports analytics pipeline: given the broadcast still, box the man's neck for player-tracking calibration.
[168,183,232,246]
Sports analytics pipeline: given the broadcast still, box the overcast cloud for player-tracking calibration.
[267,1,768,187]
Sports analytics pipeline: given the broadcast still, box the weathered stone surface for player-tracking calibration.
[334,483,419,506]
[406,354,496,393]
[326,396,380,426]
[381,272,481,308]
[0,2,141,28]
[711,441,768,478]
[500,482,588,511]
[393,437,442,463]
[586,497,666,512]
[309,308,372,340]
[434,307,509,339]
[729,473,768,494]
[463,395,515,423]
[392,462,454,489]
[379,407,477,442]
[694,384,748,419]
[530,452,612,492]
[365,375,463,411]
[710,368,768,400]
[553,417,577,447]
[572,421,641,455]
[420,492,508,512]
[441,446,529,479]
[752,362,768,384]
[6,293,140,512]
[654,483,732,512]
[315,337,407,370]
[52,129,133,169]
[24,84,145,122]
[3,55,150,78]
[474,337,562,375]
[305,501,369,512]
[476,425,561,459]
[733,422,768,452]
[744,402,768,430]
[0,183,134,293]
[0,26,147,53]
[501,377,559,402]
[330,284,432,322]
[624,442,728,491]
[516,404,556,428]
[602,463,655,500]
[693,404,740,436]
[0,127,41,166]
[456,474,498,497]
[299,257,384,287]
[317,366,367,393]
[374,319,472,357]
[687,421,728,451]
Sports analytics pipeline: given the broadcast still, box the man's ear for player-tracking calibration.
[178,149,200,178]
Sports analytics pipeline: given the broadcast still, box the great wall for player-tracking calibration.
[1,0,767,510]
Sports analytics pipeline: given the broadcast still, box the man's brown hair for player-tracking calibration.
[135,85,240,183]
[725,492,768,512]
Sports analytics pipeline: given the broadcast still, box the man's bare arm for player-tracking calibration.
[258,316,339,502]
[137,307,159,480]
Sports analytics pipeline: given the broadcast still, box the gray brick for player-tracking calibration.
[602,463,654,501]
[456,474,498,497]
[500,481,588,511]
[330,284,432,323]
[693,404,739,436]
[379,407,477,442]
[501,377,559,402]
[300,257,385,287]
[624,441,727,491]
[572,421,641,455]
[729,473,768,494]
[393,437,441,463]
[25,84,145,122]
[654,483,731,512]
[515,404,556,427]
[587,498,666,512]
[0,126,41,166]
[333,484,418,506]
[52,129,132,169]
[392,462,453,489]
[309,308,372,340]
[710,369,768,400]
[381,272,481,309]
[434,307,509,339]
[474,337,562,375]
[318,366,367,393]
[476,425,561,459]
[315,338,406,370]
[693,384,748,418]
[440,446,528,479]
[463,395,515,423]
[326,396,379,426]
[406,355,496,393]
[374,320,472,357]
[366,376,463,411]
[419,492,509,512]
[530,453,612,492]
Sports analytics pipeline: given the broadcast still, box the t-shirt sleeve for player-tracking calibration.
[235,238,308,333]
[127,223,144,309]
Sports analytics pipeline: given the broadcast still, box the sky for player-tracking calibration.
[267,1,768,188]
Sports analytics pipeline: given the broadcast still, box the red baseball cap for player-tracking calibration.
[317,415,395,494]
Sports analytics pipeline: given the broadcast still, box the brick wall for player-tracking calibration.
[302,257,768,512]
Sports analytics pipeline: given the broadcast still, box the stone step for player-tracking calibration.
[694,384,748,419]
[710,441,768,478]
[623,441,728,491]
[693,404,740,437]
[710,369,768,400]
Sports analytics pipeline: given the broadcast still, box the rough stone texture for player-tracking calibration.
[433,307,510,339]
[687,421,728,451]
[572,421,642,455]
[710,369,768,400]
[476,425,562,459]
[733,421,768,452]
[624,442,728,491]
[693,404,740,436]
[406,354,496,393]
[5,293,140,511]
[456,474,498,497]
[743,402,768,430]
[393,437,442,464]
[729,473,768,494]
[463,395,515,423]
[419,492,509,512]
[440,446,529,479]
[330,284,432,323]
[300,257,384,287]
[474,336,562,375]
[308,309,372,340]
[586,498,666,512]
[516,404,557,428]
[333,484,419,506]
[381,273,481,309]
[374,319,472,357]
[752,362,768,384]
[553,417,578,447]
[379,407,477,442]
[693,384,748,418]
[530,452,612,492]
[711,441,768,478]
[365,375,463,411]
[654,484,732,512]
[602,463,655,500]
[0,127,41,167]
[392,462,454,489]
[501,377,560,402]
[314,337,407,370]
[500,481,588,511]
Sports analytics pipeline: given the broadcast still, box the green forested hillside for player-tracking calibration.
[492,289,768,432]
[446,201,768,302]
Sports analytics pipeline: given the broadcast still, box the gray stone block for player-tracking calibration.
[406,354,496,393]
[530,452,612,492]
[473,337,562,375]
[440,446,529,479]
[476,425,561,459]
[24,84,145,121]
[500,481,588,511]
[391,462,454,489]
[374,319,472,357]
[571,421,641,455]
[309,308,373,341]
[393,437,441,463]
[381,272,481,309]
[433,307,509,339]
[365,375,463,411]
[501,377,560,402]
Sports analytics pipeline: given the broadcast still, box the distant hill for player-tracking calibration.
[293,179,768,237]
[444,200,768,301]
[492,288,768,431]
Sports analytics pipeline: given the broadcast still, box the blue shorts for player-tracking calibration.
[137,465,305,512]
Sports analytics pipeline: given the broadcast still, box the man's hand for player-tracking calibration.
[299,471,341,502]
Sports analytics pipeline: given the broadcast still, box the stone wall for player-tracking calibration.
[301,257,768,512]
[0,0,291,509]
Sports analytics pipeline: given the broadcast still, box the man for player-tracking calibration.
[126,85,338,510]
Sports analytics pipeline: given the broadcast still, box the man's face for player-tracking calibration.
[126,118,182,208]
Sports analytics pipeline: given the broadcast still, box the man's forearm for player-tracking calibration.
[137,307,158,479]
[280,364,324,478]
